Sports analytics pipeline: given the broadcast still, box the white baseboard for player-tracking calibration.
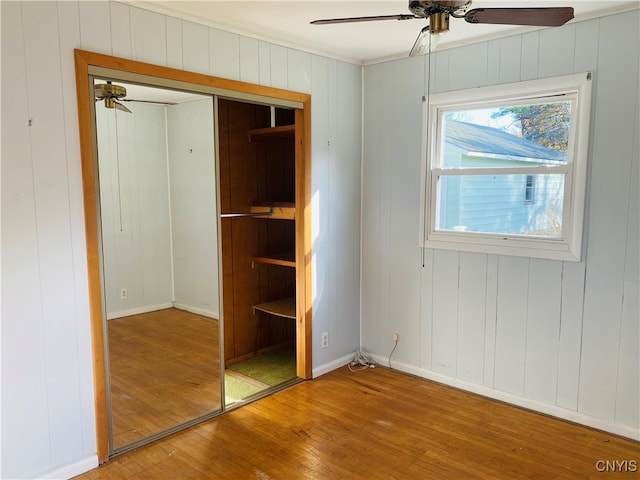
[40,455,98,479]
[107,303,173,320]
[312,352,355,378]
[367,353,640,441]
[173,303,218,319]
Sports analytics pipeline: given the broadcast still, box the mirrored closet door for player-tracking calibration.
[94,80,223,452]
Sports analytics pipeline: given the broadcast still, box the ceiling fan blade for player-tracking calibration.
[311,14,418,25]
[464,7,574,27]
[121,98,178,106]
[114,101,132,114]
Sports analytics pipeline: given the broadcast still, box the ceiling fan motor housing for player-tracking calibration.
[408,1,470,17]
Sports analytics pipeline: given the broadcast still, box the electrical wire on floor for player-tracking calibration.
[348,350,377,372]
[388,338,398,369]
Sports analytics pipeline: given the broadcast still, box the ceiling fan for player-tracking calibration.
[94,81,177,113]
[311,1,574,56]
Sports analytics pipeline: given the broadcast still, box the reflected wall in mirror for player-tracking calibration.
[94,80,222,451]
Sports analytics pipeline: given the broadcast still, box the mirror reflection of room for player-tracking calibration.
[94,80,222,450]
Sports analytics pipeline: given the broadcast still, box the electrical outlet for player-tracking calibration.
[321,332,329,348]
[392,332,399,342]
[120,288,128,300]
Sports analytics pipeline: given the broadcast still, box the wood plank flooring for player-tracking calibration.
[76,366,638,479]
[108,309,222,449]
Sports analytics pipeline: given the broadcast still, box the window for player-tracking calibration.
[420,72,592,262]
[524,175,536,204]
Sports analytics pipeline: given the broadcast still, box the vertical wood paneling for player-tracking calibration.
[433,49,449,93]
[524,259,562,404]
[499,35,521,83]
[326,58,339,357]
[483,254,498,387]
[556,261,586,410]
[419,249,434,370]
[494,257,529,395]
[310,54,330,366]
[56,0,96,453]
[182,21,209,74]
[520,31,539,80]
[375,63,394,357]
[389,56,423,365]
[361,62,385,352]
[457,252,487,384]
[270,44,288,89]
[22,0,85,466]
[288,49,312,94]
[573,19,599,73]
[337,62,363,356]
[486,39,500,86]
[1,3,51,477]
[538,24,575,78]
[615,78,639,429]
[110,1,131,58]
[167,99,218,316]
[431,250,459,377]
[448,42,488,91]
[130,6,166,66]
[209,28,240,80]
[165,16,183,69]
[579,12,639,420]
[258,41,271,86]
[78,0,112,54]
[239,36,260,84]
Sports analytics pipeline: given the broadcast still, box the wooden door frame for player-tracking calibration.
[74,49,312,463]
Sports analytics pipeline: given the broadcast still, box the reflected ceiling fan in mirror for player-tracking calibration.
[311,1,574,56]
[94,81,177,113]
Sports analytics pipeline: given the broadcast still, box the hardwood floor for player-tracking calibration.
[108,309,222,449]
[76,366,638,479]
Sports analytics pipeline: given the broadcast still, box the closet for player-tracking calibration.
[218,99,299,365]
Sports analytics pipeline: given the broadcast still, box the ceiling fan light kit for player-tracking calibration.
[94,81,179,113]
[311,1,574,56]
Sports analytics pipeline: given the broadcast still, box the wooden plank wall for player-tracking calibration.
[362,11,639,439]
[1,2,362,478]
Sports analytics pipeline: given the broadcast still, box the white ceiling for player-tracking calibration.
[125,0,639,64]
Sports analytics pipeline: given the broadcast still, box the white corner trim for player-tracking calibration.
[106,303,174,320]
[312,353,355,378]
[39,455,98,480]
[368,354,640,441]
[172,303,218,319]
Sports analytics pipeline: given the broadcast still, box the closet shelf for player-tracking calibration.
[253,297,296,319]
[252,253,295,268]
[250,202,295,220]
[248,125,295,143]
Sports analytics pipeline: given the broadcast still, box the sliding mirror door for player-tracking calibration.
[93,79,222,452]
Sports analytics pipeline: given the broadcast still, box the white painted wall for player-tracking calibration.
[96,101,174,318]
[167,98,219,319]
[0,1,362,478]
[362,11,639,439]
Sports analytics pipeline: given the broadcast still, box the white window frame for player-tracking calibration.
[420,72,592,262]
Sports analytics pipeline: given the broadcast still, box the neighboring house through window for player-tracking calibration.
[421,72,592,261]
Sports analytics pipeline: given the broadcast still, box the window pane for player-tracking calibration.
[441,102,570,168]
[436,174,565,237]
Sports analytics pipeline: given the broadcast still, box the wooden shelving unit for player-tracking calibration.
[249,202,295,220]
[220,102,299,362]
[253,297,296,319]
[252,253,295,269]
[248,124,295,142]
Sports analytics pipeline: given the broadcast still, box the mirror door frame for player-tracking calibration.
[74,49,312,463]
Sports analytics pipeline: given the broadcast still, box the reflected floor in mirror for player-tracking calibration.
[108,309,222,449]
